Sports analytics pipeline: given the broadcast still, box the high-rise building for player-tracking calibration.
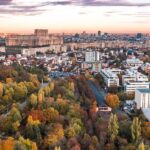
[85,51,100,62]
[136,33,143,39]
[98,30,101,36]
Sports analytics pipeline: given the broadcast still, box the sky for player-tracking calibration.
[0,0,150,34]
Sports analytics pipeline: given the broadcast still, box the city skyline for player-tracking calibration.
[0,0,150,34]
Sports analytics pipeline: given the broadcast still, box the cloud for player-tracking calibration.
[1,0,150,16]
[76,0,150,7]
[0,0,13,5]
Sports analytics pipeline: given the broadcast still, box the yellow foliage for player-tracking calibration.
[6,78,13,84]
[0,82,3,97]
[27,115,40,125]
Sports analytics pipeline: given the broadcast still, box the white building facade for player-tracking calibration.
[85,51,100,62]
[135,89,150,109]
[100,69,120,87]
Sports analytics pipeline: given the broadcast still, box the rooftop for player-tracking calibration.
[142,108,150,121]
[137,89,150,93]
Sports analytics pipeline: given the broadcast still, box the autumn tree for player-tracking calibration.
[0,137,14,150]
[37,90,45,104]
[142,122,150,139]
[25,115,42,144]
[108,113,119,142]
[44,123,64,148]
[0,82,3,97]
[29,109,45,122]
[43,86,51,97]
[131,117,141,142]
[29,94,38,108]
[48,81,55,91]
[13,83,28,101]
[14,136,38,150]
[44,107,59,123]
[106,93,120,110]
[9,106,22,122]
[54,146,61,150]
[137,142,145,150]
[44,133,58,148]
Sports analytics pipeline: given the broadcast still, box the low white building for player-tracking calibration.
[100,69,119,87]
[122,69,149,85]
[124,58,143,69]
[124,81,150,93]
[122,69,149,92]
[0,46,5,52]
[135,89,150,109]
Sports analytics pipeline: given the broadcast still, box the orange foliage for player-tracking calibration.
[106,93,120,109]
[0,137,14,150]
[29,109,45,122]
[142,122,150,139]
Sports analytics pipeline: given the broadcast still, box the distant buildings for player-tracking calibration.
[6,31,63,47]
[5,29,64,55]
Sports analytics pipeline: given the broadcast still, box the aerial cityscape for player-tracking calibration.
[0,0,150,150]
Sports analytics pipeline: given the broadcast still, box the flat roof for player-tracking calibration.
[137,89,150,93]
[142,108,150,121]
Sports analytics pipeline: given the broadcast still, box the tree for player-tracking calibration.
[131,117,141,142]
[138,142,145,150]
[9,106,22,122]
[13,83,28,101]
[142,122,150,139]
[14,136,37,150]
[44,133,58,148]
[48,82,54,91]
[54,146,61,150]
[44,107,59,123]
[29,94,38,108]
[0,82,3,97]
[43,86,51,97]
[25,115,41,143]
[65,126,76,138]
[0,137,14,150]
[53,123,64,140]
[106,93,120,110]
[108,113,119,142]
[37,90,45,104]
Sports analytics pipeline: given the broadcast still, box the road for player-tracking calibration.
[87,80,106,106]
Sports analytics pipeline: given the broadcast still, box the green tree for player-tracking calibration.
[9,106,22,122]
[131,117,141,142]
[108,113,119,142]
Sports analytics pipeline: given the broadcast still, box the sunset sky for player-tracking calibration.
[0,0,150,34]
